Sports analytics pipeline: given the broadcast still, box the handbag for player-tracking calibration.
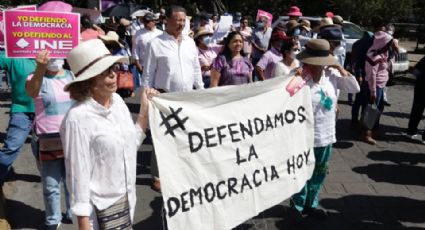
[116,71,134,90]
[95,195,132,230]
[38,133,64,161]
[361,104,381,130]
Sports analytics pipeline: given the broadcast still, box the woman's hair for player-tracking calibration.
[68,78,96,102]
[221,31,246,61]
[104,42,121,52]
[80,15,93,30]
[240,16,249,23]
[280,39,297,58]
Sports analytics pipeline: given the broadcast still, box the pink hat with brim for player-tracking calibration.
[287,6,303,17]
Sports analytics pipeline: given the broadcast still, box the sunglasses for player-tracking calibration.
[100,63,121,77]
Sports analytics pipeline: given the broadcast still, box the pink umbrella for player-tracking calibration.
[38,1,73,12]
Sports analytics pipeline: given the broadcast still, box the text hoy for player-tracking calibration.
[164,149,312,218]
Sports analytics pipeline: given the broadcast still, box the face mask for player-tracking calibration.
[387,30,394,36]
[333,45,344,55]
[47,59,64,72]
[290,50,300,59]
[202,36,211,45]
[256,22,264,28]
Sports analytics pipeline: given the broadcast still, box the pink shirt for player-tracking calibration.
[256,47,283,79]
[27,70,74,134]
[239,27,253,55]
[198,44,222,76]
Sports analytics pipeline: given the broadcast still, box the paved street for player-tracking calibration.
[0,42,424,230]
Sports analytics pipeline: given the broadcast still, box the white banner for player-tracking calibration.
[149,77,315,230]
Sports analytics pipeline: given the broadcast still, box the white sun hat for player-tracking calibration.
[64,39,128,91]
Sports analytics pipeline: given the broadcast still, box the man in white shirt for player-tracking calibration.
[143,5,204,92]
[142,5,204,192]
[133,13,163,81]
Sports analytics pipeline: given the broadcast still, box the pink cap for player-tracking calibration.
[287,6,303,17]
[325,11,335,18]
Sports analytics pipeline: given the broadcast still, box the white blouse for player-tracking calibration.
[272,59,300,79]
[60,93,146,220]
[306,68,360,147]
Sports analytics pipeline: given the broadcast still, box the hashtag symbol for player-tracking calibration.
[159,107,189,137]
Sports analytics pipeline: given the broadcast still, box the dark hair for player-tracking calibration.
[221,31,246,62]
[280,39,297,58]
[68,78,96,102]
[165,5,186,18]
[80,15,92,29]
[240,16,249,23]
[372,17,386,31]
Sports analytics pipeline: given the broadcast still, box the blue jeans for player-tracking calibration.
[41,158,72,226]
[131,64,141,89]
[0,112,34,185]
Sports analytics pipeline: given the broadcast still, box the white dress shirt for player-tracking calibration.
[143,32,204,92]
[306,68,359,147]
[60,93,146,221]
[132,28,163,64]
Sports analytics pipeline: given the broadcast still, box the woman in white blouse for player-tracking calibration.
[60,39,158,229]
[290,39,360,220]
[272,38,300,79]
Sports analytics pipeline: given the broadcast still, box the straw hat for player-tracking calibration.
[287,6,303,17]
[193,28,213,40]
[300,19,311,32]
[64,39,128,91]
[286,20,301,33]
[131,9,151,18]
[313,17,337,32]
[332,15,344,25]
[98,31,124,48]
[296,39,338,66]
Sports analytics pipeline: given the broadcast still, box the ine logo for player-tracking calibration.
[16,38,30,48]
[160,107,189,137]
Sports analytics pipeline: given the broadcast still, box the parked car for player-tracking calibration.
[272,16,409,76]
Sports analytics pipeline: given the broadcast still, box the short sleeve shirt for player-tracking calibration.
[251,27,272,59]
[27,70,74,134]
[212,55,253,86]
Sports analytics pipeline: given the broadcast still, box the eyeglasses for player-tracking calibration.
[100,63,121,76]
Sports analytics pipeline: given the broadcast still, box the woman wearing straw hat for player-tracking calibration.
[194,28,222,88]
[60,39,159,229]
[291,39,359,220]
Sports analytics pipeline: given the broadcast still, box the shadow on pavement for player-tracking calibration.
[368,150,425,165]
[0,91,11,102]
[321,195,425,229]
[352,163,425,186]
[133,196,167,229]
[6,198,44,229]
[382,111,412,119]
[4,167,41,183]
